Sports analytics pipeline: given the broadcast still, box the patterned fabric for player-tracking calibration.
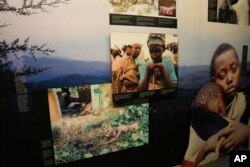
[119,56,139,93]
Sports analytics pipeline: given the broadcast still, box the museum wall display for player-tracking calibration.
[1,0,249,167]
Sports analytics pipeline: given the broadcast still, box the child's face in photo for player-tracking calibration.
[148,44,164,63]
[213,49,240,99]
[125,47,131,56]
[131,44,141,58]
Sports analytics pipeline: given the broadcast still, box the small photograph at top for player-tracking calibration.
[208,0,250,26]
[109,0,176,17]
[159,0,176,17]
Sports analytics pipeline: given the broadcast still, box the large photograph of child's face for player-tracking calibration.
[48,83,149,165]
[183,43,250,167]
[110,32,178,101]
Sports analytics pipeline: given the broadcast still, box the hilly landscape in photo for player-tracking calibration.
[22,55,111,89]
[21,54,250,91]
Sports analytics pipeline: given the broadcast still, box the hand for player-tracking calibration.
[204,132,221,152]
[119,74,124,82]
[120,75,130,85]
[123,79,133,86]
[120,74,129,82]
[218,122,250,153]
[146,63,164,74]
[146,63,155,74]
[152,62,164,69]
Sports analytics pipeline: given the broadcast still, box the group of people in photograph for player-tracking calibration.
[109,0,177,17]
[109,0,156,14]
[111,33,178,94]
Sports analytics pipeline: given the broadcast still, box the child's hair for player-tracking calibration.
[210,43,238,79]
[191,82,228,140]
[192,82,225,114]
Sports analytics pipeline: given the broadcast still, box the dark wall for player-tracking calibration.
[0,89,195,167]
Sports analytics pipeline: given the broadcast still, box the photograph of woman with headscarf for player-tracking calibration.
[110,32,178,96]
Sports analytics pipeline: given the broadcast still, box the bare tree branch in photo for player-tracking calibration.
[0,0,71,15]
[0,37,54,77]
[0,0,71,79]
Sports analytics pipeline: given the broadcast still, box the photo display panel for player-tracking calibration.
[110,32,178,102]
[47,83,149,165]
[109,0,177,28]
[208,0,250,26]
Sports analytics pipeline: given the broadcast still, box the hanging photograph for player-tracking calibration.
[159,0,176,17]
[109,0,177,28]
[110,32,178,102]
[48,83,149,165]
[208,0,250,25]
[181,43,250,167]
[1,1,113,93]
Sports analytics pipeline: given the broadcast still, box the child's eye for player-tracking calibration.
[218,73,226,80]
[232,65,238,73]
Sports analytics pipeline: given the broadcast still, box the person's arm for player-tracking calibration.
[194,146,210,167]
[194,128,228,167]
[194,122,250,166]
[122,74,139,86]
[218,121,250,153]
[137,63,154,91]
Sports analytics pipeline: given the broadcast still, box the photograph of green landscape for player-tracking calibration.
[47,83,149,165]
